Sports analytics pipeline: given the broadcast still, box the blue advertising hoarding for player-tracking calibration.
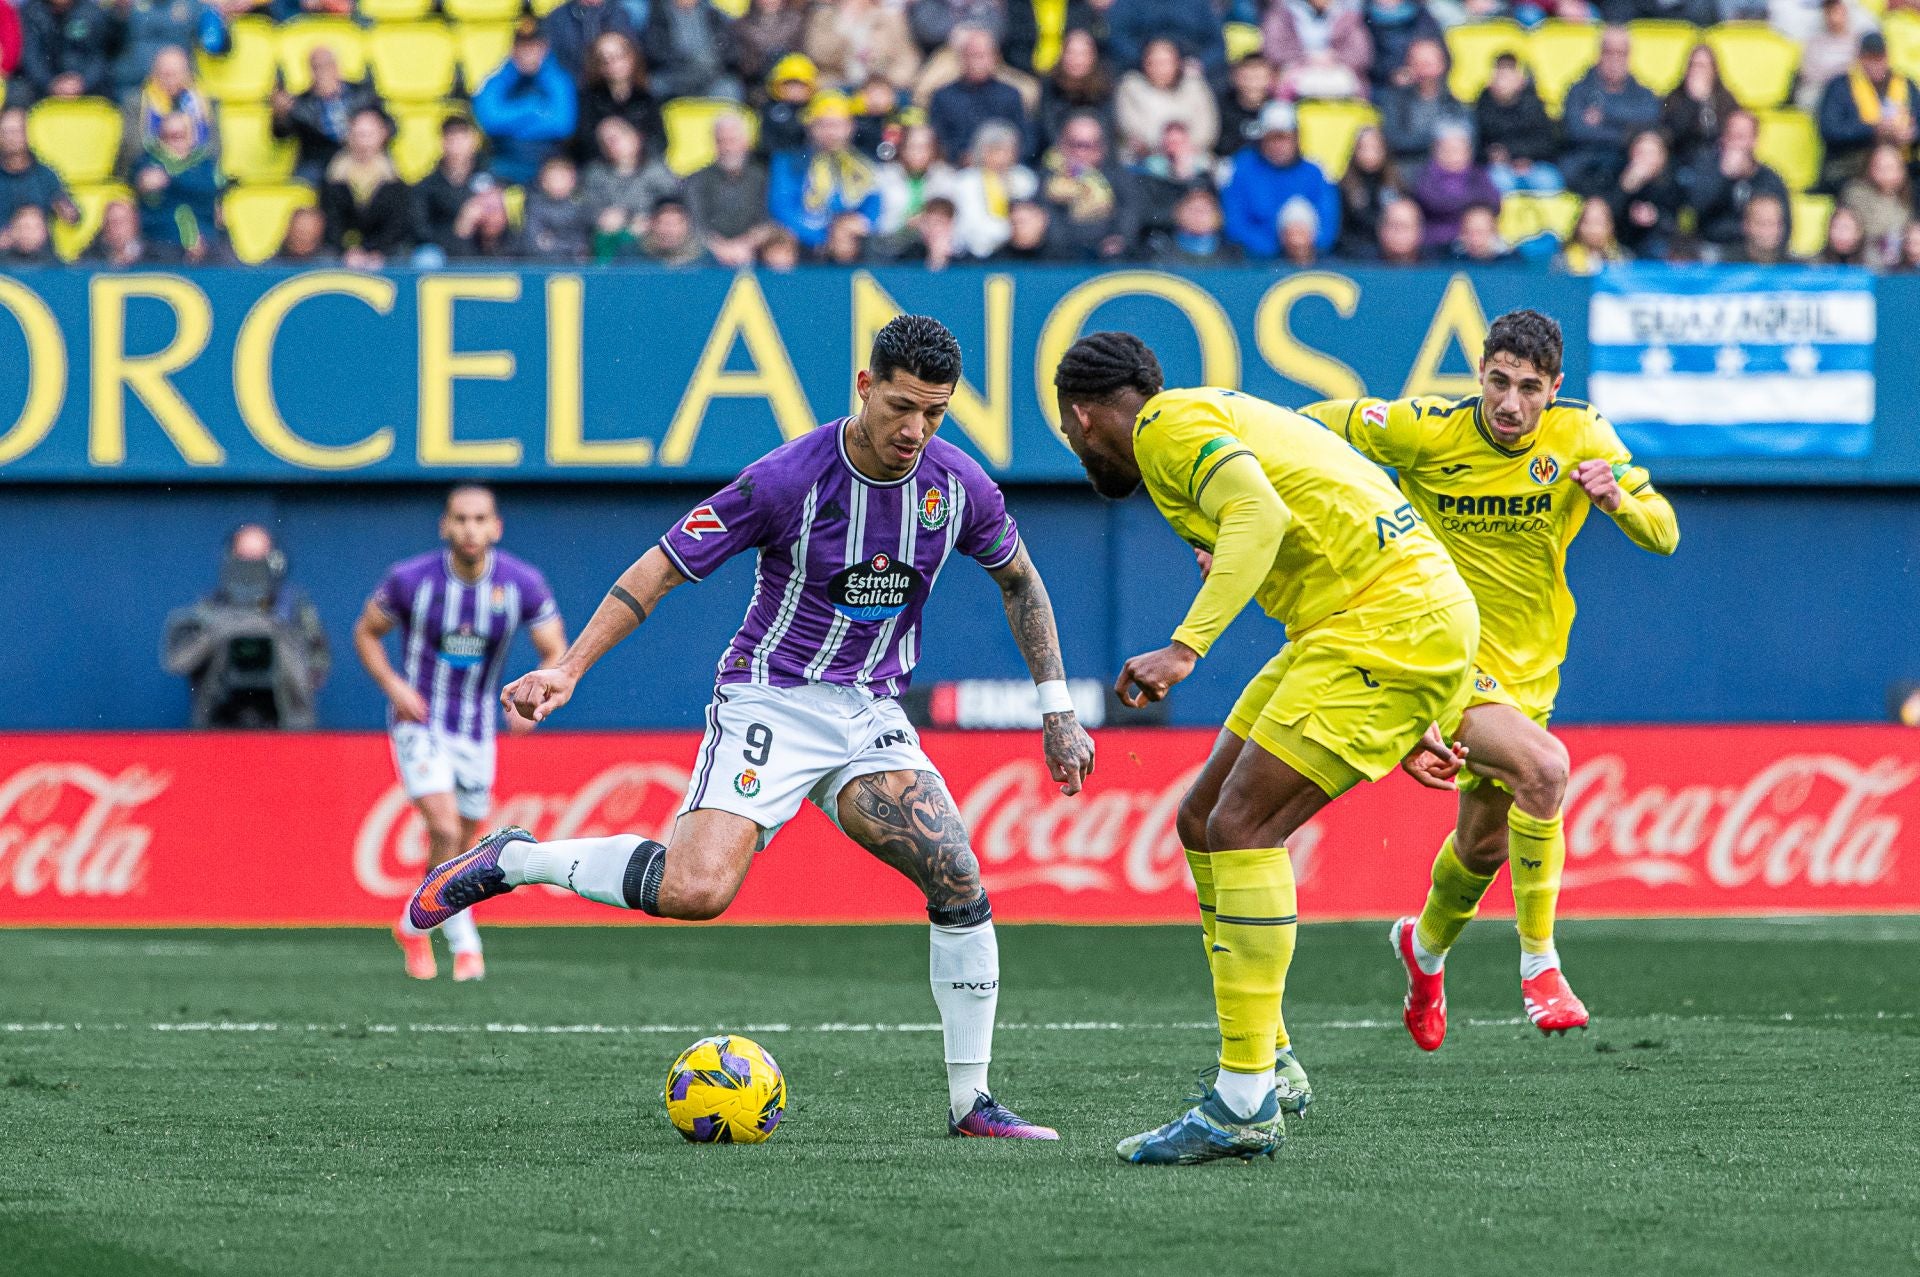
[0,264,1915,484]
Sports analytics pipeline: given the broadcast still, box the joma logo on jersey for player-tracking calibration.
[1374,502,1422,548]
[1436,493,1553,517]
[1530,455,1561,485]
[917,486,950,530]
[680,505,727,540]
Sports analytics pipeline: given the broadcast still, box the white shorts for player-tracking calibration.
[390,723,496,821]
[680,682,942,849]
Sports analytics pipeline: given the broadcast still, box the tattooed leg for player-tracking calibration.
[837,769,988,925]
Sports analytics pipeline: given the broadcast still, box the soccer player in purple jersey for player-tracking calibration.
[353,486,568,983]
[409,316,1096,1139]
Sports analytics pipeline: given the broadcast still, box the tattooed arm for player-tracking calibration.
[988,545,1096,796]
[500,547,687,723]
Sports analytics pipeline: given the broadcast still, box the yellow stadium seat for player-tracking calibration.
[392,102,460,181]
[1754,107,1822,192]
[219,103,299,183]
[1527,20,1600,115]
[529,0,565,16]
[1885,10,1920,83]
[454,22,515,91]
[502,182,525,228]
[709,0,747,16]
[224,183,317,264]
[1626,20,1697,97]
[358,0,433,21]
[445,0,521,19]
[1224,21,1264,65]
[1498,190,1582,243]
[198,17,278,102]
[26,97,123,185]
[1703,22,1799,110]
[1446,20,1528,105]
[662,97,758,176]
[1790,191,1833,259]
[1296,98,1380,179]
[52,182,132,261]
[367,22,459,102]
[277,18,368,96]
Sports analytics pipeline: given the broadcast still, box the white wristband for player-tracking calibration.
[1035,679,1074,716]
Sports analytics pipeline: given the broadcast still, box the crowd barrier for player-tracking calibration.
[2,725,1912,926]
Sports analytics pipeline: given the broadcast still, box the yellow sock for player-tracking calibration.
[1186,848,1216,960]
[1191,847,1292,1050]
[1209,846,1296,1077]
[1413,834,1498,958]
[1508,808,1566,955]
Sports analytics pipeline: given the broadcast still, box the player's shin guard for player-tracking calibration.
[929,893,997,1121]
[1210,847,1296,1082]
[503,835,668,913]
[1413,834,1498,965]
[1508,808,1566,961]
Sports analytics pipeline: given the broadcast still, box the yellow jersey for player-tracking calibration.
[1299,394,1679,688]
[1133,387,1471,655]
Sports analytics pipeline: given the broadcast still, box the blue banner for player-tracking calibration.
[1587,265,1876,460]
[0,266,1572,482]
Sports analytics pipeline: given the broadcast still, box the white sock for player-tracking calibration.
[1520,946,1560,980]
[503,835,641,908]
[1214,1066,1275,1120]
[1412,929,1446,976]
[929,919,998,1120]
[440,909,481,955]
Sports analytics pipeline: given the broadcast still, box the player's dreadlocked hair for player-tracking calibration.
[1052,332,1165,405]
[870,314,964,387]
[1484,309,1564,379]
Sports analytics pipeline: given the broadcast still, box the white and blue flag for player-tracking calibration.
[1587,266,1875,459]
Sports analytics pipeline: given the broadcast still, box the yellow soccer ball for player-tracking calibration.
[663,1034,787,1144]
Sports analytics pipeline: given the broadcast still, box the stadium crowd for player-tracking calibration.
[1,0,1918,268]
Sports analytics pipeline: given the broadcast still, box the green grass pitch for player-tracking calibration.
[3,918,1916,1276]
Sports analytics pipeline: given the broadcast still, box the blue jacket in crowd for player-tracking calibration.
[1220,146,1340,257]
[472,56,580,186]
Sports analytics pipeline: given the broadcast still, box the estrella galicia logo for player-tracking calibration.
[733,768,761,797]
[440,627,485,670]
[1474,672,1499,694]
[917,485,950,531]
[828,552,925,622]
[1529,454,1561,485]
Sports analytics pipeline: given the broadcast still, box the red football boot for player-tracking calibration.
[451,952,486,983]
[1522,967,1590,1035]
[1390,916,1447,1051]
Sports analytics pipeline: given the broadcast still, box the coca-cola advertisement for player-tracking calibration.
[0,728,1914,925]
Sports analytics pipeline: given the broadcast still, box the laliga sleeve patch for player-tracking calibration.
[680,505,728,540]
[1362,403,1389,429]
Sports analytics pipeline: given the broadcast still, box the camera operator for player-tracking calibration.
[162,525,331,729]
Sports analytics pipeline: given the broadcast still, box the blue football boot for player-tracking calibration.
[1116,1087,1284,1166]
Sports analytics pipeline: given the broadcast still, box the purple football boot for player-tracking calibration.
[949,1092,1059,1140]
[407,826,533,931]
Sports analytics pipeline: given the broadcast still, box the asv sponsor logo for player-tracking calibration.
[0,763,167,897]
[1562,753,1915,891]
[955,760,1321,896]
[354,763,689,897]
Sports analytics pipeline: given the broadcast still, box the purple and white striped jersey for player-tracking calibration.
[658,420,1021,697]
[370,550,559,742]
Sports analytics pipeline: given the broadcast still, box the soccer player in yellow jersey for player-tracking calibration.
[1299,308,1679,1050]
[1052,332,1479,1165]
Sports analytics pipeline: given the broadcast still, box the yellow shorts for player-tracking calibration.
[1457,666,1560,793]
[1225,597,1479,799]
